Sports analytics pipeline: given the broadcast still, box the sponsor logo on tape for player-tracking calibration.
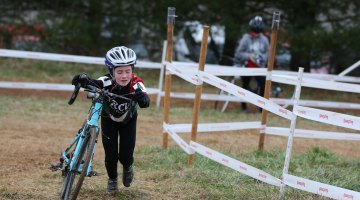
[343,119,354,125]
[318,187,328,193]
[257,99,266,106]
[220,83,227,88]
[297,110,306,115]
[258,173,267,179]
[237,90,246,96]
[239,165,247,171]
[202,75,210,80]
[297,181,305,187]
[343,193,354,199]
[279,108,288,115]
[319,114,328,119]
[221,158,229,164]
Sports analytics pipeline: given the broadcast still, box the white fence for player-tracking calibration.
[162,61,360,199]
[0,48,360,111]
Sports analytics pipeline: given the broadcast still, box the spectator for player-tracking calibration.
[234,16,269,112]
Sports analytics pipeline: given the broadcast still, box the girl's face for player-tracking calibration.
[114,66,132,86]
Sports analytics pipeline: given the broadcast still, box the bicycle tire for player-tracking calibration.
[61,129,92,200]
[71,127,97,199]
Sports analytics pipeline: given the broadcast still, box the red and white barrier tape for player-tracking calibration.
[266,127,360,140]
[165,92,360,110]
[273,74,360,94]
[0,81,160,94]
[198,71,294,120]
[275,70,360,84]
[163,123,195,155]
[294,105,360,131]
[166,63,201,85]
[168,62,268,76]
[0,49,162,69]
[169,61,360,83]
[274,98,360,110]
[165,121,261,133]
[190,141,282,187]
[283,174,360,200]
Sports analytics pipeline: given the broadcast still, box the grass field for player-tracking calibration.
[0,58,359,199]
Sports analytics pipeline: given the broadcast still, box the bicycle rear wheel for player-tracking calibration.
[61,127,98,200]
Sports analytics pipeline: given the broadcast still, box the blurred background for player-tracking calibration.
[1,0,359,75]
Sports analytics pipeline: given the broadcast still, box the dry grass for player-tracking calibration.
[0,89,359,199]
[0,57,359,199]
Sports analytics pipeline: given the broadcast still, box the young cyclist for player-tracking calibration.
[71,46,150,194]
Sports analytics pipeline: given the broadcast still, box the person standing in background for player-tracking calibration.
[234,16,269,113]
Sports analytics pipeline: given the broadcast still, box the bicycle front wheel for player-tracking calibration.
[61,127,98,200]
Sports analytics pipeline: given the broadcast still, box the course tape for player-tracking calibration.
[272,74,360,94]
[190,141,282,187]
[283,174,360,200]
[163,123,195,155]
[165,121,261,133]
[0,49,162,69]
[198,71,294,120]
[163,92,360,110]
[0,81,160,94]
[266,127,360,140]
[166,63,201,85]
[294,105,360,131]
[169,61,360,83]
[275,70,360,84]
[168,62,268,76]
[274,98,360,110]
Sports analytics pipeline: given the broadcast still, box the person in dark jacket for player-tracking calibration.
[72,46,150,194]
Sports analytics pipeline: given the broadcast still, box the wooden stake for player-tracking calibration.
[188,26,209,167]
[258,12,281,151]
[162,7,175,149]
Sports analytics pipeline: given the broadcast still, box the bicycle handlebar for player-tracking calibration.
[85,85,133,101]
[68,84,133,105]
[68,84,81,105]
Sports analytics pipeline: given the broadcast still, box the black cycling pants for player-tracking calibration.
[241,76,265,111]
[101,115,137,179]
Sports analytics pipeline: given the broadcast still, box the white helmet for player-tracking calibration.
[104,46,137,69]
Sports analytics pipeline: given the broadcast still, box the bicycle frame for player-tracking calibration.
[61,98,102,176]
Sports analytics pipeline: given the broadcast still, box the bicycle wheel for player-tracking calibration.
[61,132,90,200]
[71,127,98,199]
[61,127,97,200]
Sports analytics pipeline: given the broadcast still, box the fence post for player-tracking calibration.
[258,11,281,151]
[162,7,176,149]
[280,67,304,195]
[156,41,167,108]
[188,26,210,167]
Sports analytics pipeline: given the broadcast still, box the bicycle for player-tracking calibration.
[50,80,134,200]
